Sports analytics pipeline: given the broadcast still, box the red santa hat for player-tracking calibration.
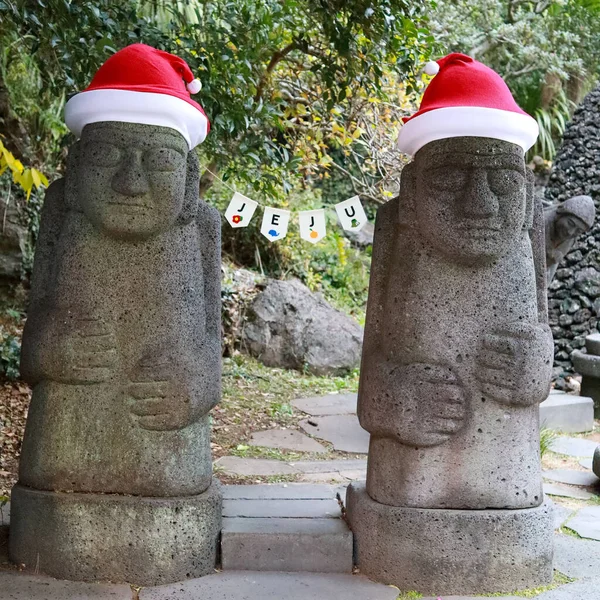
[397,53,538,156]
[65,44,209,150]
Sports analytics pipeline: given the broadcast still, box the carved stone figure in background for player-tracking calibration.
[544,195,595,283]
[9,45,222,586]
[347,53,554,596]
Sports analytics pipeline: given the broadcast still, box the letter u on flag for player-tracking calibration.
[299,209,326,244]
[261,207,291,241]
[225,192,258,228]
[335,195,367,231]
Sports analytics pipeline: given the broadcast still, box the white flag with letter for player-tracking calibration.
[299,209,326,244]
[261,207,291,242]
[225,192,258,228]
[335,195,367,231]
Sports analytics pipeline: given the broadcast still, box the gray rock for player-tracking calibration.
[539,391,594,433]
[222,498,341,519]
[9,482,222,586]
[573,349,600,377]
[586,332,600,354]
[543,468,600,486]
[566,506,600,541]
[347,482,554,595]
[292,393,358,416]
[550,436,599,457]
[0,571,132,599]
[299,415,369,454]
[535,579,600,600]
[544,482,597,500]
[551,502,575,529]
[594,445,600,477]
[0,199,28,281]
[346,221,374,247]
[10,122,223,584]
[553,533,600,579]
[214,456,300,476]
[242,279,363,375]
[221,518,352,572]
[223,483,342,500]
[140,572,400,600]
[249,429,327,453]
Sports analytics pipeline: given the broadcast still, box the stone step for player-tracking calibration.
[540,391,594,433]
[221,484,352,574]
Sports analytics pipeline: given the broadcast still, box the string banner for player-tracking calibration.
[299,209,326,244]
[225,192,258,228]
[335,195,367,232]
[261,207,291,242]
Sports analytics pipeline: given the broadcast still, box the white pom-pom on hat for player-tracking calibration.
[423,61,440,76]
[187,78,202,94]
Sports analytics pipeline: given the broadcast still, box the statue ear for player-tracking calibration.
[398,161,416,227]
[523,168,534,231]
[178,150,200,224]
[64,141,81,212]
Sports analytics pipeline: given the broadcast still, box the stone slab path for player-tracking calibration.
[553,533,600,579]
[249,429,327,454]
[566,506,600,541]
[299,415,369,454]
[549,436,599,457]
[543,468,600,486]
[543,482,597,500]
[292,393,357,416]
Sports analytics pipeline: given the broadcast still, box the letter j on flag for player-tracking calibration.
[225,192,258,228]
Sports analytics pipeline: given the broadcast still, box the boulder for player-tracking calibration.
[242,279,363,375]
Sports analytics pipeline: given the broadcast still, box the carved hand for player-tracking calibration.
[360,362,468,447]
[475,321,553,406]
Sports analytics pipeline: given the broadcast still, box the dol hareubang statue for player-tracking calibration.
[347,54,554,595]
[10,45,222,585]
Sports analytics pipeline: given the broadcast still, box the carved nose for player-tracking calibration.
[111,151,150,197]
[460,169,498,218]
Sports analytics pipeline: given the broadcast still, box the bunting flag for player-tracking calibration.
[225,192,258,228]
[299,209,326,244]
[261,207,291,242]
[223,192,368,244]
[334,196,368,232]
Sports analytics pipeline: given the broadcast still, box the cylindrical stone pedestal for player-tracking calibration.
[9,481,222,586]
[573,333,600,418]
[347,482,553,595]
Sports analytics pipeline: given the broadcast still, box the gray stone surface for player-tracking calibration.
[543,468,599,486]
[535,578,600,599]
[293,459,367,474]
[544,195,595,283]
[0,200,28,282]
[543,482,597,500]
[586,331,600,354]
[594,444,600,478]
[11,122,222,584]
[292,393,357,416]
[299,415,369,454]
[249,429,326,453]
[553,532,600,579]
[358,138,552,510]
[222,498,341,519]
[242,279,363,375]
[221,518,352,572]
[223,483,342,500]
[9,480,221,586]
[423,597,521,600]
[581,457,593,469]
[347,482,554,595]
[215,456,300,476]
[551,502,574,529]
[140,572,400,600]
[539,391,594,433]
[566,506,600,541]
[549,436,599,457]
[573,349,600,378]
[0,571,132,599]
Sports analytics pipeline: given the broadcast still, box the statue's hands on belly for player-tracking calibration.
[475,321,553,406]
[360,361,468,447]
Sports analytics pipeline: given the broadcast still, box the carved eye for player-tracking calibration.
[429,167,468,191]
[84,142,121,167]
[487,169,524,195]
[143,148,185,172]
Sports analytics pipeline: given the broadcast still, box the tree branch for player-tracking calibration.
[254,41,299,103]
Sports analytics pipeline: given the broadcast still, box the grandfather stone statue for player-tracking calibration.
[9,45,222,586]
[544,195,595,283]
[347,54,554,595]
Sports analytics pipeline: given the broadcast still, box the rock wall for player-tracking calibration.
[545,85,600,387]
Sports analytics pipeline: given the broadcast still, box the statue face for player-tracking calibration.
[413,138,528,265]
[555,214,587,245]
[76,122,189,239]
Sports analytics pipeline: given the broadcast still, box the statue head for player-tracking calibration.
[553,195,595,246]
[67,122,199,240]
[400,137,532,266]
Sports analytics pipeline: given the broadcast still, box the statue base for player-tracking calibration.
[9,481,222,586]
[346,482,553,595]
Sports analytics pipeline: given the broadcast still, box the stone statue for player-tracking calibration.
[9,123,222,584]
[544,195,595,283]
[348,135,554,594]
